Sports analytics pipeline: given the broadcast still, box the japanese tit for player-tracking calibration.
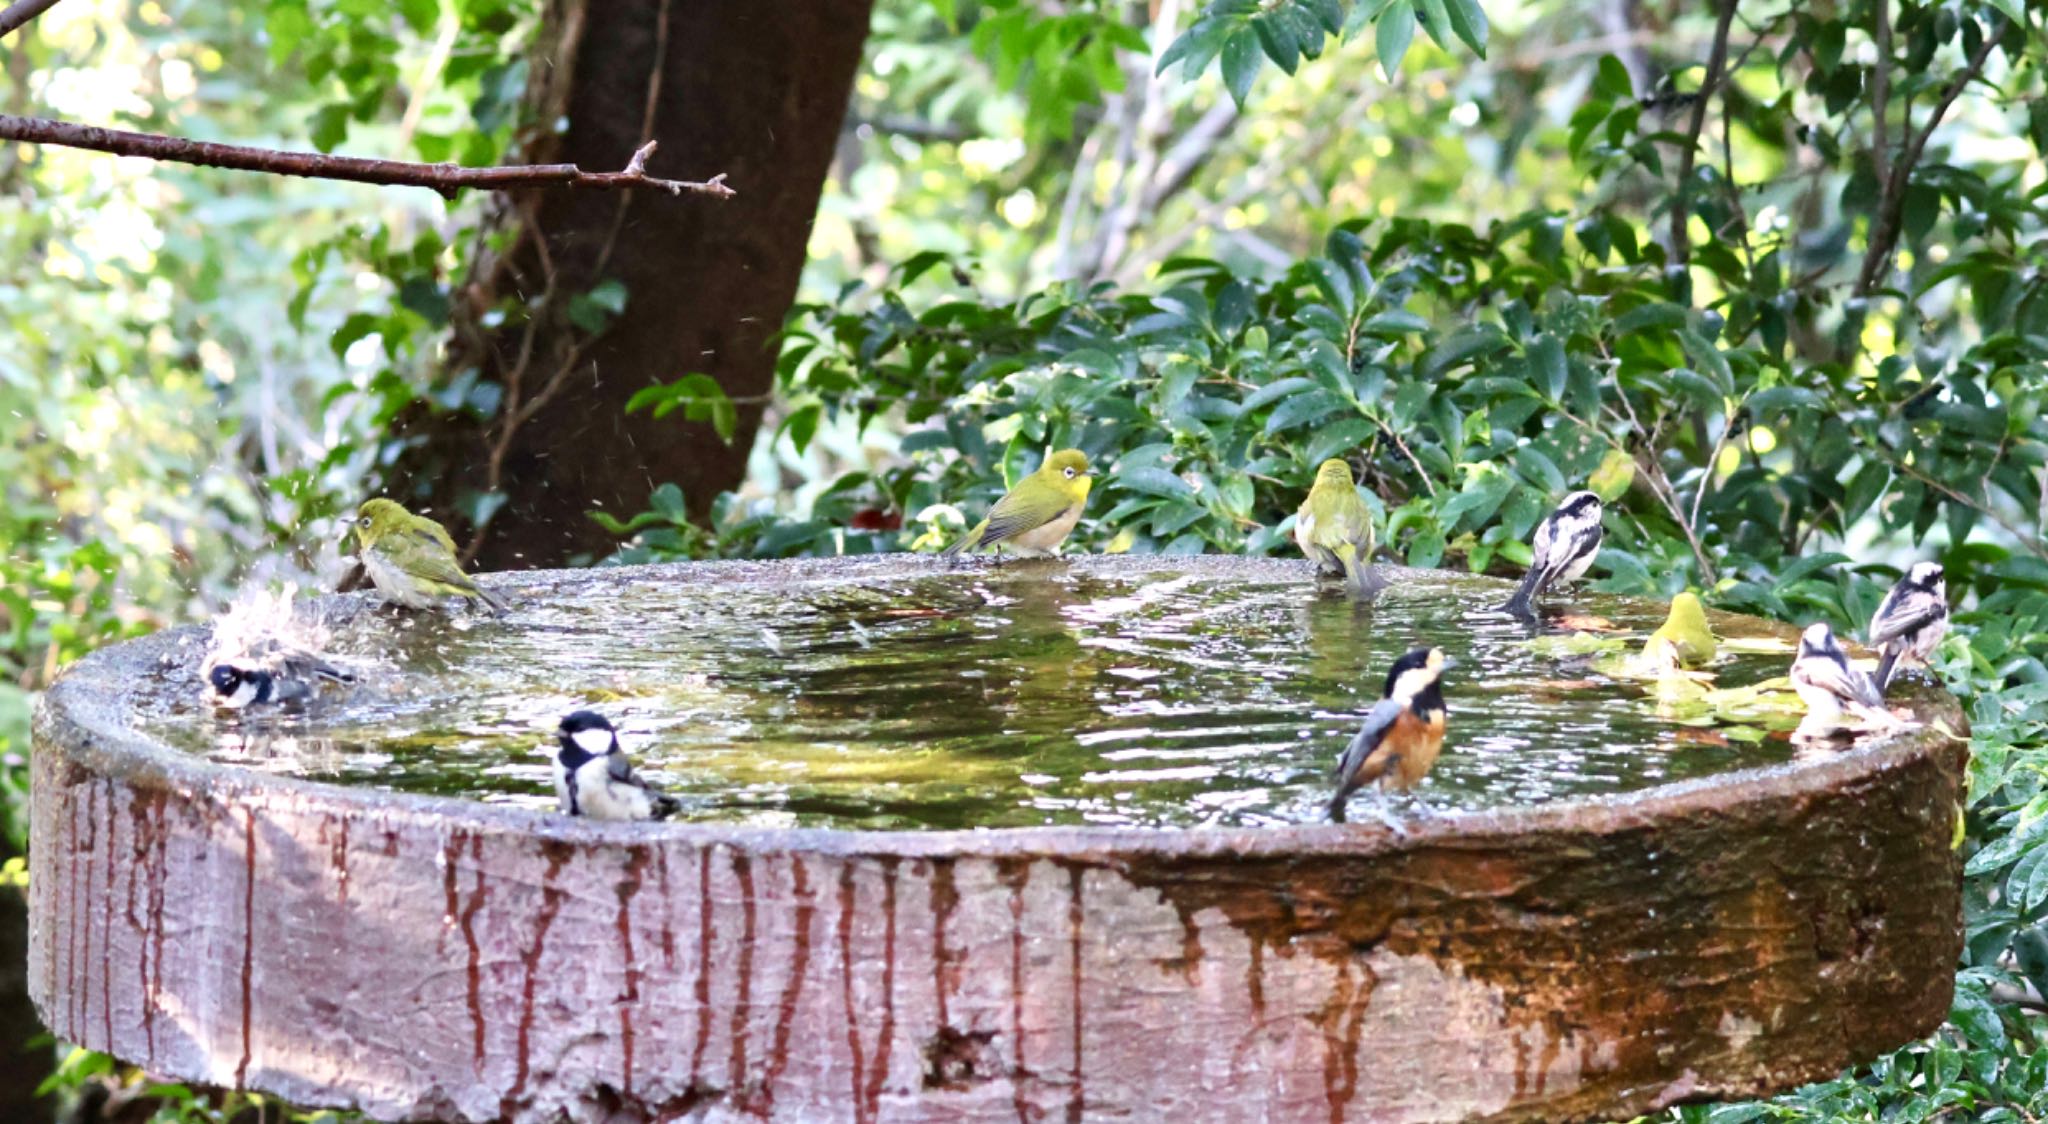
[1329,647,1453,820]
[553,711,680,822]
[1868,561,1948,692]
[1501,491,1604,618]
[1789,622,1903,739]
[205,640,355,710]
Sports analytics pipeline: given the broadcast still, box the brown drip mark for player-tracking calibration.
[688,847,714,1087]
[332,814,350,907]
[656,846,676,970]
[1314,955,1378,1124]
[65,779,85,1041]
[100,780,115,1051]
[1064,863,1084,1124]
[616,845,651,1096]
[235,808,257,1089]
[930,858,958,1031]
[1000,859,1031,1124]
[502,839,572,1121]
[864,858,899,1122]
[460,833,487,1071]
[144,792,169,1065]
[756,856,815,1116]
[837,864,869,1124]
[727,851,756,1097]
[123,790,153,1060]
[1247,941,1266,1030]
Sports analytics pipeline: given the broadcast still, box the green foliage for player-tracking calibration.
[1162,0,1487,101]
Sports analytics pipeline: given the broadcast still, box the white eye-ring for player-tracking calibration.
[1064,467,1076,478]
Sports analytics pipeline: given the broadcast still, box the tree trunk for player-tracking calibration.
[394,0,875,570]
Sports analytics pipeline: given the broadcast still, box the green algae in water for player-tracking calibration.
[140,566,1803,830]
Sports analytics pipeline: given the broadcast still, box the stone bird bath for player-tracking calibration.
[29,556,1965,1122]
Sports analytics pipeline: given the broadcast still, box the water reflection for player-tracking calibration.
[137,568,1799,830]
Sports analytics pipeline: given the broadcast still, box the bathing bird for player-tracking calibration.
[1295,458,1378,595]
[350,498,509,612]
[1640,591,1717,671]
[940,449,1093,558]
[1789,622,1903,740]
[1868,561,1948,692]
[553,711,680,822]
[1501,491,1604,618]
[1330,646,1453,820]
[205,639,354,709]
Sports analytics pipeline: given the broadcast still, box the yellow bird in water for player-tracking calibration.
[941,449,1093,558]
[1294,458,1376,594]
[351,498,510,612]
[1640,591,1717,671]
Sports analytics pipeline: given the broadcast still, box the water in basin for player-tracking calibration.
[134,564,1799,829]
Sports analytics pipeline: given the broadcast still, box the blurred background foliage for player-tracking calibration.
[5,0,2048,1119]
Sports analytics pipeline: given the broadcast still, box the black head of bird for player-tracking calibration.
[556,709,618,766]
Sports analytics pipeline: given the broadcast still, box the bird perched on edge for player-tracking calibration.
[1789,622,1904,740]
[1501,490,1604,618]
[940,449,1093,558]
[350,498,509,612]
[553,711,681,822]
[1868,561,1948,692]
[1295,458,1378,594]
[1329,646,1453,821]
[206,639,355,709]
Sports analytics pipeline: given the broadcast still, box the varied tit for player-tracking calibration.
[553,710,680,822]
[1641,591,1717,671]
[1329,647,1453,819]
[349,498,509,613]
[1789,622,1900,737]
[1501,491,1604,618]
[1295,459,1378,595]
[205,642,355,709]
[1869,561,1948,692]
[940,449,1093,558]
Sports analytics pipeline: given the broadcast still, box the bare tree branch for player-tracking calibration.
[0,114,736,199]
[0,0,62,40]
[1871,0,1892,192]
[1854,21,2001,296]
[1670,0,1738,270]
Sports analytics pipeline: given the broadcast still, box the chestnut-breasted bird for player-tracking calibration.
[1869,561,1948,692]
[1790,622,1900,738]
[205,639,354,709]
[553,711,680,822]
[940,449,1093,558]
[350,498,509,612]
[1295,458,1377,594]
[1329,646,1453,819]
[1501,491,1604,617]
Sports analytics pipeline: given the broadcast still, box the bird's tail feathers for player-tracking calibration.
[651,793,683,821]
[1500,569,1542,616]
[1336,545,1380,598]
[1873,648,1901,695]
[474,583,512,614]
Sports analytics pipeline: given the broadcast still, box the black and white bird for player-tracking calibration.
[1330,646,1453,821]
[1868,561,1948,692]
[1501,491,1604,618]
[553,711,680,822]
[1789,622,1902,739]
[205,640,354,710]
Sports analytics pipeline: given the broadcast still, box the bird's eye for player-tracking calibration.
[1064,467,1076,478]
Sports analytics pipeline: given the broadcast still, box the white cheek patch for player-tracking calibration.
[217,678,260,709]
[571,728,615,756]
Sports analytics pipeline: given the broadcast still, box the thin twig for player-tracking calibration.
[1877,443,2048,561]
[1855,21,2001,295]
[1687,401,1740,541]
[0,114,736,199]
[0,0,62,40]
[1871,0,1892,191]
[1670,0,1739,269]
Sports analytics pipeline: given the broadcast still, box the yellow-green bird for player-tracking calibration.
[1641,591,1716,670]
[1294,459,1376,593]
[940,449,1093,558]
[350,498,510,612]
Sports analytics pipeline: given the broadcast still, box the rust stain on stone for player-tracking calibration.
[837,864,869,1124]
[1065,862,1085,1124]
[143,792,168,1066]
[459,833,487,1072]
[616,845,650,1096]
[1247,940,1266,1030]
[656,846,676,970]
[100,781,115,1051]
[503,839,572,1121]
[332,813,350,907]
[1000,859,1031,1124]
[1314,955,1377,1124]
[689,847,714,1088]
[235,808,257,1089]
[757,855,814,1116]
[864,858,899,1122]
[727,850,756,1098]
[930,858,958,1031]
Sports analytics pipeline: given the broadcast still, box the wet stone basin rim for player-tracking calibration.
[28,555,1968,1123]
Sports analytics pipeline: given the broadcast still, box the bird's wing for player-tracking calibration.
[1796,652,1885,709]
[976,494,1071,546]
[1868,593,1945,646]
[1335,698,1406,786]
[385,540,486,594]
[407,519,461,556]
[1535,520,1601,587]
[281,650,355,685]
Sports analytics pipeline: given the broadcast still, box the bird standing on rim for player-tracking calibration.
[1501,491,1604,618]
[1330,646,1453,821]
[553,711,681,822]
[1295,458,1378,595]
[940,449,1093,558]
[1868,561,1948,692]
[350,498,509,612]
